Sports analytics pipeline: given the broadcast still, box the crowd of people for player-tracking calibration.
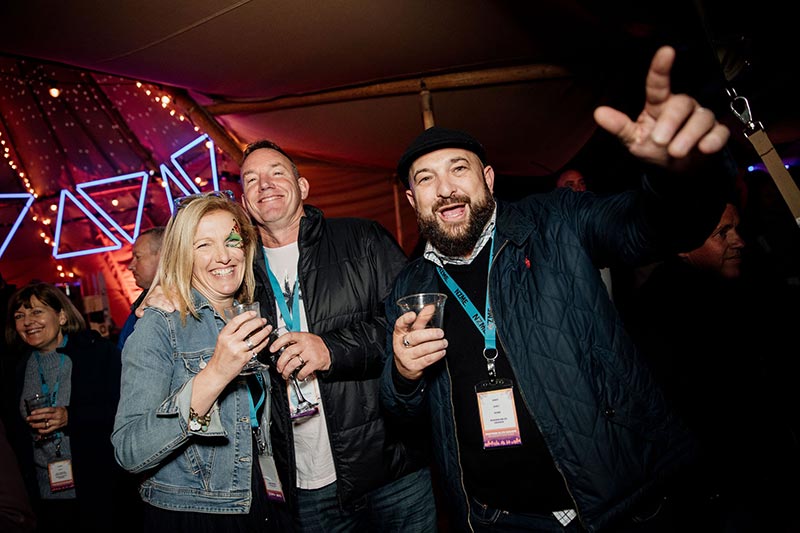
[2,44,799,533]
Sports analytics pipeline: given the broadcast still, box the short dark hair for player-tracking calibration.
[241,140,300,179]
[138,226,165,252]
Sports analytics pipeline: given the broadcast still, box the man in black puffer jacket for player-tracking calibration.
[241,140,436,532]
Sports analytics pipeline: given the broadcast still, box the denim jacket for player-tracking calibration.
[112,289,272,514]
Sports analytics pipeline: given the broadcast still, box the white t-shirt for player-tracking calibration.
[263,243,336,489]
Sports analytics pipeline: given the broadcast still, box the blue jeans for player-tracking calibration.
[469,496,583,532]
[295,467,437,532]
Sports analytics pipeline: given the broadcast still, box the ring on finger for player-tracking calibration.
[296,355,305,366]
[245,337,254,350]
[45,420,49,428]
[402,336,411,348]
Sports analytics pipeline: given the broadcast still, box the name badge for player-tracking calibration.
[48,458,75,492]
[475,378,522,449]
[257,453,285,502]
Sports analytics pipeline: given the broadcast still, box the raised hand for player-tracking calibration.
[593,46,730,168]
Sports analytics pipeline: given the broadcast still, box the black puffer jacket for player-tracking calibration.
[255,205,428,509]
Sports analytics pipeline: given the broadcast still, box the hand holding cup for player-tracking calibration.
[25,393,56,440]
[393,293,448,380]
[222,302,271,375]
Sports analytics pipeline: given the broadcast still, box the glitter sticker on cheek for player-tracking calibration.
[226,221,244,248]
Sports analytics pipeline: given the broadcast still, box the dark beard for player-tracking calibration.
[417,190,496,257]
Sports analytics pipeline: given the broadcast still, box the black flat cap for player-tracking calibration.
[396,126,486,188]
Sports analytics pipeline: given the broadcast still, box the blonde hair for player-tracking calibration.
[154,194,257,322]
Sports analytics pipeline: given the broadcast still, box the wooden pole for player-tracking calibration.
[420,81,435,129]
[168,87,247,164]
[393,181,404,248]
[204,63,571,116]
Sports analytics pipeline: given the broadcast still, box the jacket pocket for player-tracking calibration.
[178,348,215,375]
[588,345,669,441]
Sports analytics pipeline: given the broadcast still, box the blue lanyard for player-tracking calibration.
[436,237,498,378]
[34,335,68,404]
[247,374,265,428]
[263,248,300,332]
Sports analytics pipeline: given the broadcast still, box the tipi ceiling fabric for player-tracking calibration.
[0,0,798,327]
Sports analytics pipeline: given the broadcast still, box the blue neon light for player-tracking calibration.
[2,135,222,259]
[0,193,34,258]
[75,171,149,244]
[53,189,122,259]
[170,134,220,191]
[162,163,201,216]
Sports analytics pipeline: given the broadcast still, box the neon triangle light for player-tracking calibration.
[75,171,149,244]
[0,193,35,259]
[161,163,201,216]
[53,189,122,259]
[171,134,219,191]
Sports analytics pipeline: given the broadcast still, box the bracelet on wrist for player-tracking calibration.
[188,407,211,432]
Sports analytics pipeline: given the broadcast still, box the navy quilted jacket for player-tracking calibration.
[381,173,730,531]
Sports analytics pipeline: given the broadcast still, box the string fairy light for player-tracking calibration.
[0,62,232,281]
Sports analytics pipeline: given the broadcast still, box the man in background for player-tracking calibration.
[117,226,164,351]
[622,202,800,532]
[555,167,613,299]
[555,168,587,192]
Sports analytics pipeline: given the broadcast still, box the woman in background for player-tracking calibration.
[6,281,139,532]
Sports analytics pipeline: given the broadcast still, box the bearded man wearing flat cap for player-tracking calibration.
[381,46,735,532]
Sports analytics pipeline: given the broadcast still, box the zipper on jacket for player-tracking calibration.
[487,238,585,528]
[443,357,476,533]
[292,219,343,506]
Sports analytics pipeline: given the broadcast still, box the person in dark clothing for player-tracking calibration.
[6,282,141,533]
[381,45,734,532]
[0,272,20,428]
[117,226,165,352]
[622,202,800,533]
[0,417,36,533]
[240,140,436,532]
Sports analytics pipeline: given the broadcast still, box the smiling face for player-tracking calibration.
[240,147,308,234]
[679,203,745,279]
[406,147,496,257]
[191,209,247,310]
[14,295,66,352]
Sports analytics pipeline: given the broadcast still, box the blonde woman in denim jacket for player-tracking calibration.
[112,192,293,532]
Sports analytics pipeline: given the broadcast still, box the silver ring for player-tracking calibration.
[402,336,411,348]
[245,338,254,350]
[45,420,49,428]
[296,355,305,366]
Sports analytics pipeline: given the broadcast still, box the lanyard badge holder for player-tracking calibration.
[437,237,522,449]
[248,373,286,502]
[34,351,76,492]
[473,331,522,449]
[263,250,319,423]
